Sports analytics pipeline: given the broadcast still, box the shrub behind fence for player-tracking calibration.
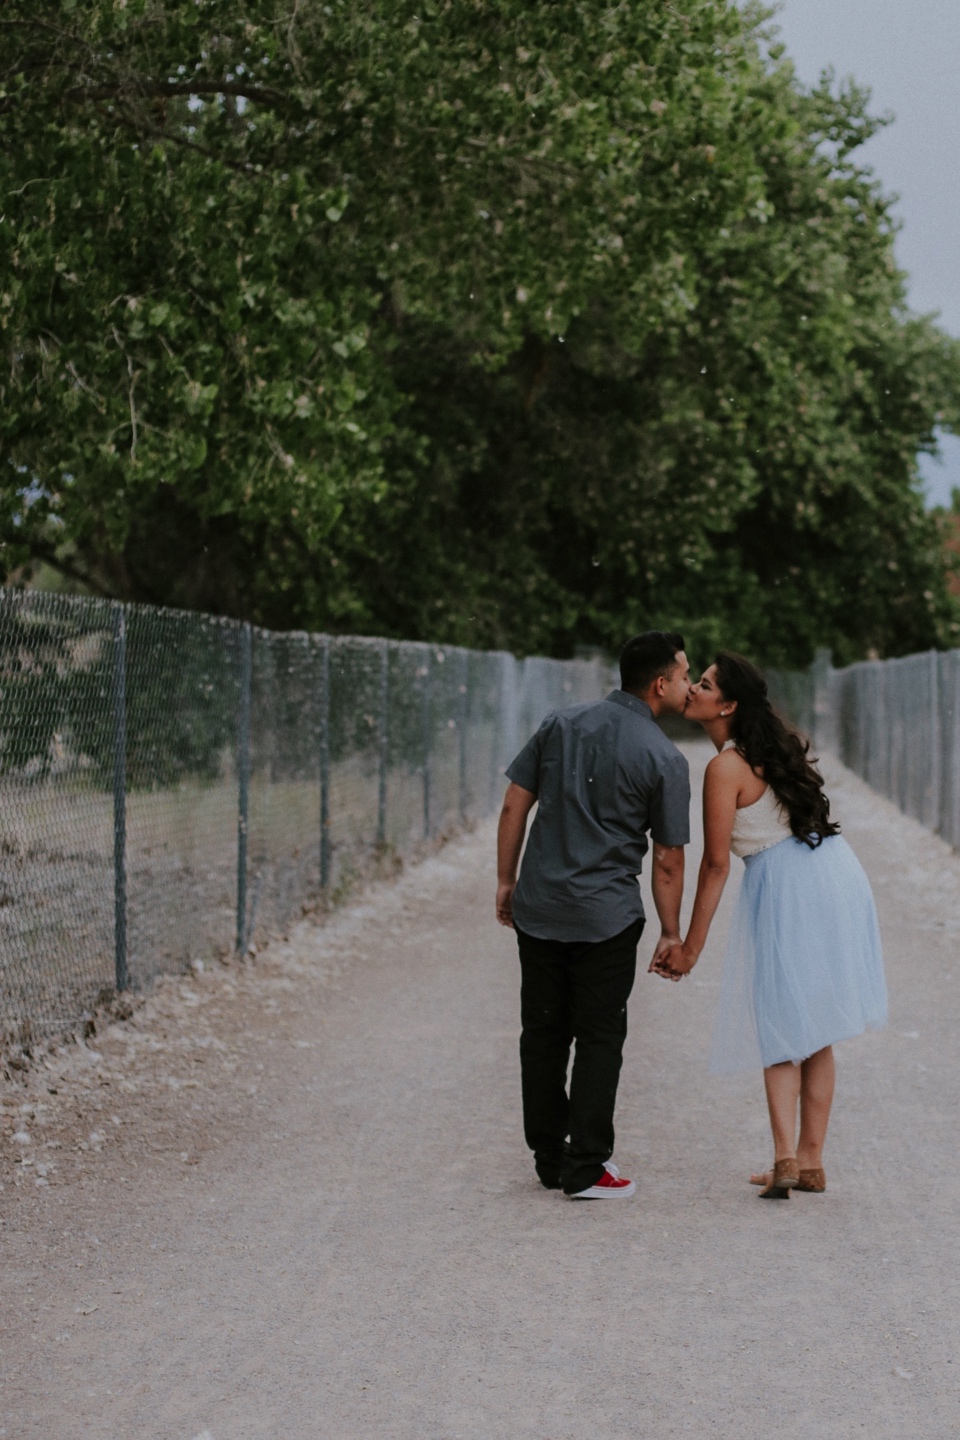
[0,590,611,1044]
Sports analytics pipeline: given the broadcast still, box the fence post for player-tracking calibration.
[111,603,128,993]
[811,648,832,752]
[236,622,252,953]
[929,649,942,833]
[458,650,469,823]
[377,639,388,846]
[501,652,519,777]
[319,636,331,888]
[950,654,960,849]
[486,656,502,816]
[421,646,432,840]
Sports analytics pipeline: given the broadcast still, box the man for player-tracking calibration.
[496,631,691,1199]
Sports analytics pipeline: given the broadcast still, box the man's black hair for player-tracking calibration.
[619,631,685,694]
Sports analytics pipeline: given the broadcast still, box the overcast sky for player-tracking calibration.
[772,0,960,506]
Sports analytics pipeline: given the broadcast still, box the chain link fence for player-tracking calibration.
[827,650,960,848]
[765,666,815,740]
[0,589,612,1046]
[768,648,960,851]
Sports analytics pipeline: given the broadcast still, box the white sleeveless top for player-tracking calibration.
[723,742,792,858]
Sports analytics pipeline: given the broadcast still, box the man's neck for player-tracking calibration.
[624,686,661,716]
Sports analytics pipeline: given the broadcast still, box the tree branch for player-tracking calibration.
[62,80,290,110]
[16,541,115,600]
[145,126,260,174]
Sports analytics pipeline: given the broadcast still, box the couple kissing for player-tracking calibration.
[496,631,887,1202]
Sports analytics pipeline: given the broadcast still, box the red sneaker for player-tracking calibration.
[569,1169,636,1200]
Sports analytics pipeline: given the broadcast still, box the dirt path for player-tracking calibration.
[2,743,960,1440]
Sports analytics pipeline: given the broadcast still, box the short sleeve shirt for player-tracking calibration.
[505,690,690,943]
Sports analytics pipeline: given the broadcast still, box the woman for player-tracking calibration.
[654,652,887,1198]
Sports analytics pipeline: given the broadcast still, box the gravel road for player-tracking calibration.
[2,742,959,1439]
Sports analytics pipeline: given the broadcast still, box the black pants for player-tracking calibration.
[516,919,642,1195]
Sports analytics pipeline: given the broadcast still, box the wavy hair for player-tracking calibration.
[714,652,840,849]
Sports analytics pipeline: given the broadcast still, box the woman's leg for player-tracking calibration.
[749,1062,801,1183]
[796,1045,835,1170]
[762,1060,802,1161]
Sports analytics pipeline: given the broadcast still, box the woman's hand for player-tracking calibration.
[668,944,699,978]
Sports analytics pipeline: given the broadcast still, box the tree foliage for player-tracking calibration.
[2,0,959,665]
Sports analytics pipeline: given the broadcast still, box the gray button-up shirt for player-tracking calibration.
[506,690,690,943]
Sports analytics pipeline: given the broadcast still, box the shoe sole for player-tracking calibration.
[568,1180,637,1200]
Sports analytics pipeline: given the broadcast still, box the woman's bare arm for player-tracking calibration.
[662,753,740,977]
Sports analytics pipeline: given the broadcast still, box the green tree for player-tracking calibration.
[2,1,958,664]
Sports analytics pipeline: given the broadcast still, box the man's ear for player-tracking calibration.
[652,674,667,697]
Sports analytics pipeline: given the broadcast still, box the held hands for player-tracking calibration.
[648,932,681,980]
[648,933,698,982]
[496,882,517,928]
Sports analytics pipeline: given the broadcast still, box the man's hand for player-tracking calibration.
[648,932,682,982]
[648,931,681,976]
[651,942,698,981]
[496,882,517,928]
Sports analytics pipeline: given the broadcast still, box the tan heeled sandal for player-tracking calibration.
[795,1167,826,1192]
[758,1157,799,1199]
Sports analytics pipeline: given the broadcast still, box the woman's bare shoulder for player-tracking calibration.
[705,747,750,779]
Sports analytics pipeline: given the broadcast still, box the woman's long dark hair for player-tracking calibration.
[714,652,840,849]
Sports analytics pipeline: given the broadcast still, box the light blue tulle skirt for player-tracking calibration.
[709,834,887,1074]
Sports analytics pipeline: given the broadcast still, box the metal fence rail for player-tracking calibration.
[768,647,960,852]
[0,590,611,1044]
